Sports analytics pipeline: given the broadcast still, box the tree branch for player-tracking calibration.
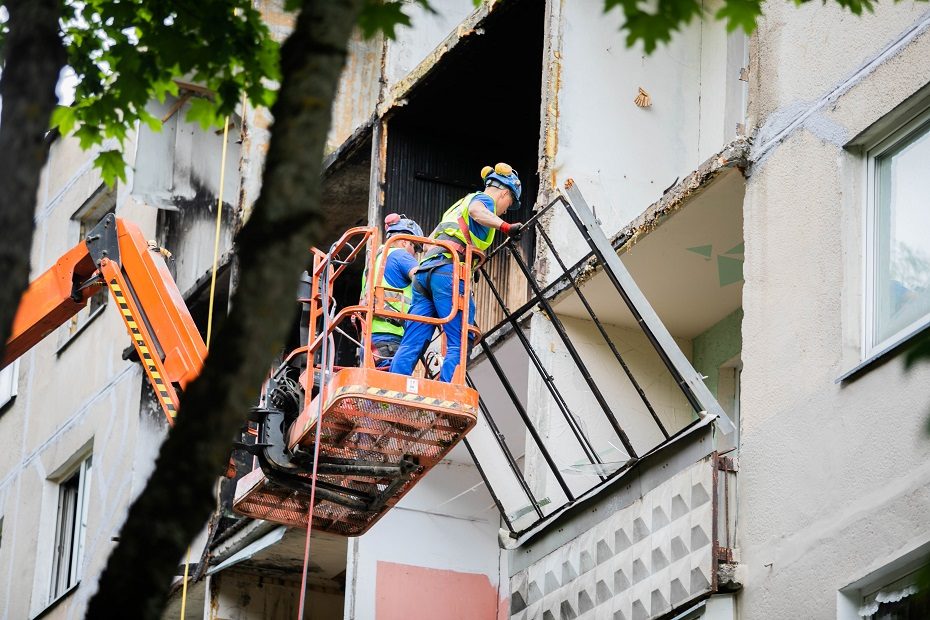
[0,0,66,361]
[84,0,365,617]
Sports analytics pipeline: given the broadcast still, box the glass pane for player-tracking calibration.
[874,120,930,346]
[51,479,79,599]
[73,457,93,585]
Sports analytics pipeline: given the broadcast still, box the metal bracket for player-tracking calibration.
[717,455,738,472]
[85,212,120,267]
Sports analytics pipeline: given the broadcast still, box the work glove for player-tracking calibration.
[501,221,524,239]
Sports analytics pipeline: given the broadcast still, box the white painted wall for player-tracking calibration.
[545,1,697,265]
[344,460,506,620]
[523,313,695,517]
[382,0,478,89]
[541,0,747,273]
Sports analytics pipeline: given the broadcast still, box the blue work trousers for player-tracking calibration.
[368,334,401,369]
[390,264,475,382]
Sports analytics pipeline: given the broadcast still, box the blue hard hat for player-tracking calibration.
[482,163,522,209]
[386,215,424,238]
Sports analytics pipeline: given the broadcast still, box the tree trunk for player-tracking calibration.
[0,0,66,361]
[85,0,364,617]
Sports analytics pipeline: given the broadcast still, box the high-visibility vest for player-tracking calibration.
[361,246,413,337]
[425,192,496,264]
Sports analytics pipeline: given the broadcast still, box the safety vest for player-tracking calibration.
[361,246,413,337]
[425,192,496,264]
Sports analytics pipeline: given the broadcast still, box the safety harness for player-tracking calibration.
[413,194,492,298]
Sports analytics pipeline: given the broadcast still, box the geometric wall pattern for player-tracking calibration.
[510,458,715,620]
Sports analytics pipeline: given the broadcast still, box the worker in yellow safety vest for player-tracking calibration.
[390,163,524,382]
[360,214,424,369]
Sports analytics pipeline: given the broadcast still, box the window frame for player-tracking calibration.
[862,104,930,359]
[859,567,925,619]
[0,359,19,410]
[56,184,116,352]
[48,453,93,604]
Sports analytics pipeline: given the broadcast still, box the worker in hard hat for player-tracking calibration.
[390,163,524,382]
[360,214,424,369]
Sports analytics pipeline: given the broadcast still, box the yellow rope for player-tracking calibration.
[206,115,231,348]
[180,547,192,618]
[180,114,231,618]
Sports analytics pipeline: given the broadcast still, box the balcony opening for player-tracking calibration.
[465,169,744,536]
[381,0,544,328]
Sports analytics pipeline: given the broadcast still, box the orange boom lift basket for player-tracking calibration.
[233,227,482,536]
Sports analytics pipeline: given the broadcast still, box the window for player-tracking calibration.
[866,108,930,354]
[58,186,115,348]
[859,569,930,619]
[49,454,92,601]
[0,359,18,409]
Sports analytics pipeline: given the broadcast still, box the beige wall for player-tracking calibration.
[740,3,930,617]
[0,135,170,619]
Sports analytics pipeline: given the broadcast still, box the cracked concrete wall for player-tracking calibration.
[135,96,240,294]
[0,135,170,620]
[0,79,246,617]
[382,0,477,92]
[207,570,341,620]
[740,4,930,618]
[540,0,749,277]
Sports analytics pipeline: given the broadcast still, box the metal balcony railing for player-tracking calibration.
[463,182,735,537]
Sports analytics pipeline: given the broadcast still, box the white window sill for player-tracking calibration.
[32,582,80,620]
[837,320,930,383]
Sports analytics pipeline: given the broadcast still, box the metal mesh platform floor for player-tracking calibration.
[234,369,479,536]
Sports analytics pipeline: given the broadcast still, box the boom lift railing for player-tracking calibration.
[233,226,486,536]
[463,182,734,537]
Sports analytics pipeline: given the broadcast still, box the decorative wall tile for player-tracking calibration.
[511,458,715,620]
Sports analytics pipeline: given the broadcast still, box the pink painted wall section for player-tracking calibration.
[375,561,508,620]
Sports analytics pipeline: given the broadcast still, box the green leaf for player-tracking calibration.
[152,77,180,103]
[138,108,163,132]
[74,124,102,150]
[715,0,764,34]
[185,97,223,130]
[358,1,412,39]
[50,105,78,135]
[95,149,127,187]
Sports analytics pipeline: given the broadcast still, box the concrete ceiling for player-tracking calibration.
[244,528,348,590]
[553,168,745,339]
[319,136,372,248]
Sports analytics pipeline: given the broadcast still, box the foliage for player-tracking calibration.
[43,0,279,186]
[24,0,899,184]
[32,0,440,185]
[357,0,434,39]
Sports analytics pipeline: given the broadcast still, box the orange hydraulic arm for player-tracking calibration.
[3,214,207,425]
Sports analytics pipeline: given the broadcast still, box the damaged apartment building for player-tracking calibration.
[2,0,930,619]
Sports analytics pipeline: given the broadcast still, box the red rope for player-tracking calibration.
[297,400,325,618]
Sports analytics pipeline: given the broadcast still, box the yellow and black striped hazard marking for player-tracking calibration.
[109,279,177,419]
[333,384,475,415]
